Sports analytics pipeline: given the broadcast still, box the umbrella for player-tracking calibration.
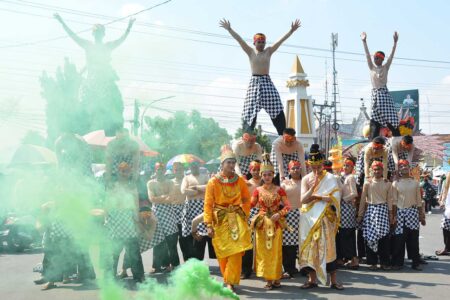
[9,144,57,167]
[167,154,205,169]
[82,130,158,157]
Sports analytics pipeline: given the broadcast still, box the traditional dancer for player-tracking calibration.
[250,155,291,290]
[336,157,359,269]
[241,160,262,279]
[361,31,400,139]
[148,163,179,273]
[271,128,306,182]
[204,148,252,292]
[390,135,415,172]
[232,132,263,178]
[357,161,393,270]
[219,18,301,135]
[280,160,302,278]
[363,136,389,181]
[436,172,450,256]
[181,162,212,260]
[391,160,425,270]
[104,162,144,281]
[54,14,135,135]
[298,144,343,290]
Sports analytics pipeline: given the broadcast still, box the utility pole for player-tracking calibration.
[133,99,140,136]
[331,33,339,141]
[313,101,334,154]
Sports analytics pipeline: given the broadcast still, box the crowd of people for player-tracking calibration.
[30,127,450,295]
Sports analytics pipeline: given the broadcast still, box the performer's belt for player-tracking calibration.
[213,204,246,241]
[252,74,269,76]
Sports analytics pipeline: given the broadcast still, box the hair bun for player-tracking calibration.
[310,143,320,153]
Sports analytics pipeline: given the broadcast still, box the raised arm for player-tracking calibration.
[361,32,374,69]
[219,18,252,55]
[385,31,398,69]
[269,19,301,54]
[106,18,135,50]
[54,13,90,48]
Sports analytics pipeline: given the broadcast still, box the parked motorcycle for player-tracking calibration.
[0,213,41,252]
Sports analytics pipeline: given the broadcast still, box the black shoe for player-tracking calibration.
[34,278,47,285]
[419,258,428,265]
[412,265,423,271]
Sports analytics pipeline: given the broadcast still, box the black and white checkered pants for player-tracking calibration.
[362,203,390,253]
[283,209,300,246]
[340,201,357,229]
[238,153,257,177]
[140,204,178,252]
[394,207,420,235]
[441,217,450,231]
[243,75,284,126]
[172,203,185,225]
[181,199,207,237]
[271,151,299,179]
[371,87,399,127]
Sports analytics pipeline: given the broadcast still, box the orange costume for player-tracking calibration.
[204,173,252,285]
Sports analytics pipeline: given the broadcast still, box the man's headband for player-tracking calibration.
[249,161,261,171]
[288,160,301,170]
[344,158,355,167]
[154,162,165,171]
[374,52,385,59]
[283,134,296,143]
[372,142,384,150]
[400,140,413,150]
[253,34,266,43]
[371,161,384,169]
[398,159,410,167]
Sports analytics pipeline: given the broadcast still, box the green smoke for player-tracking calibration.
[135,259,239,300]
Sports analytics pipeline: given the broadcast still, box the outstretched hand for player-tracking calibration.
[393,31,399,43]
[361,32,367,42]
[291,19,301,32]
[219,18,231,31]
[54,13,63,22]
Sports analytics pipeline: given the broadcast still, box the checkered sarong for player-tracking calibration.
[283,208,300,246]
[181,199,207,237]
[49,220,71,240]
[340,201,357,229]
[271,151,299,178]
[441,217,450,231]
[242,75,284,126]
[371,87,399,127]
[152,204,178,237]
[111,155,135,178]
[394,207,420,235]
[139,227,165,253]
[238,153,257,177]
[106,209,138,239]
[362,203,390,252]
[172,203,185,225]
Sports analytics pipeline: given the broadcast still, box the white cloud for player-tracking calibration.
[119,3,150,22]
[440,75,450,85]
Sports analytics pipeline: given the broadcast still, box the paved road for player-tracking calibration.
[1,209,449,300]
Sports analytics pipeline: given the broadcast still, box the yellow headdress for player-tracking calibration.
[220,144,236,163]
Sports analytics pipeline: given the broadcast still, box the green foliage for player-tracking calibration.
[40,58,87,146]
[142,110,231,162]
[234,126,272,153]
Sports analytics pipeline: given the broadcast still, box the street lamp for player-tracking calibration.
[137,96,175,137]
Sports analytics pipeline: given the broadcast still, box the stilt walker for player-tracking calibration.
[361,31,400,139]
[219,18,301,135]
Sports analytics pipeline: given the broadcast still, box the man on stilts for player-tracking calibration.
[220,18,301,135]
[361,31,400,139]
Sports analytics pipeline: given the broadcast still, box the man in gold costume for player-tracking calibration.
[298,144,344,290]
[204,147,252,292]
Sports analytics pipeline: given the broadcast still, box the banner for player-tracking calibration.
[390,89,419,132]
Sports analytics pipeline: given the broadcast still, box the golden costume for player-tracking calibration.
[251,186,291,281]
[298,170,341,285]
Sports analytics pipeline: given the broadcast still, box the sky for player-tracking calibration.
[1,0,450,159]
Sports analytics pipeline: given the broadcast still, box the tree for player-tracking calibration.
[142,110,231,162]
[40,58,87,146]
[21,130,47,147]
[234,126,272,153]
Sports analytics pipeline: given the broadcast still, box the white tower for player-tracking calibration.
[285,56,316,151]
